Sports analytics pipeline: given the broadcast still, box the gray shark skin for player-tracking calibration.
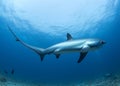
[8,26,106,63]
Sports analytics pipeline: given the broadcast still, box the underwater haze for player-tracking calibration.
[0,0,120,85]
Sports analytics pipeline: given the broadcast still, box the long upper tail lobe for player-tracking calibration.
[8,25,46,61]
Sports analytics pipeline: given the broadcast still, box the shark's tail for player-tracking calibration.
[8,25,46,61]
[8,25,20,41]
[34,48,46,61]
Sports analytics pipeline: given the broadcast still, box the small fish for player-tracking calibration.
[11,69,14,75]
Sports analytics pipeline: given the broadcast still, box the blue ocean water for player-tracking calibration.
[0,0,120,84]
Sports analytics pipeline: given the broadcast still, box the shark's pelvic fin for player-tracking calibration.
[77,52,88,63]
[67,33,73,40]
[55,54,61,59]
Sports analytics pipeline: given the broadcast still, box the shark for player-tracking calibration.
[8,26,106,63]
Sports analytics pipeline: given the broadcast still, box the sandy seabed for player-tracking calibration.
[0,73,120,86]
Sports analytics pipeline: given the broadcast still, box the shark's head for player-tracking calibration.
[87,39,106,50]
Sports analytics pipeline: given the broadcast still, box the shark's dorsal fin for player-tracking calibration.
[67,33,73,40]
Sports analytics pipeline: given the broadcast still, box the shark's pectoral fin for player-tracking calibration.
[67,33,73,40]
[55,54,61,59]
[77,52,88,63]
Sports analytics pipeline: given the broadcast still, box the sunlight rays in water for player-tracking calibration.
[1,0,118,37]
